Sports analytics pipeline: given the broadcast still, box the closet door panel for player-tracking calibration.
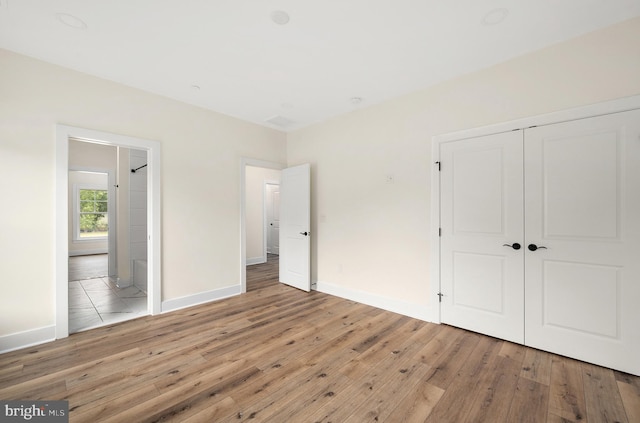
[541,131,619,239]
[524,109,640,376]
[440,131,524,344]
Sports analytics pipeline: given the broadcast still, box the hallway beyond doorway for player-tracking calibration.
[247,254,279,292]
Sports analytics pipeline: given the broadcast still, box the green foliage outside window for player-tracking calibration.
[79,189,108,237]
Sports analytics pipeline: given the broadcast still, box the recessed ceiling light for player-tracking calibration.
[270,10,290,26]
[56,12,87,30]
[350,97,363,105]
[482,8,509,26]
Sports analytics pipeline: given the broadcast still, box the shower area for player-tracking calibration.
[126,148,148,293]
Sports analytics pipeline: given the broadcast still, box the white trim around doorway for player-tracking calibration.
[55,125,162,339]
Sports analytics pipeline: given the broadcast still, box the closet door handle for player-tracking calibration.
[503,243,521,250]
[528,244,547,251]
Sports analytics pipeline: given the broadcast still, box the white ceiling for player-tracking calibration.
[1,1,640,131]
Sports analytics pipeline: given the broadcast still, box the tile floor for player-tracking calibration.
[69,277,147,333]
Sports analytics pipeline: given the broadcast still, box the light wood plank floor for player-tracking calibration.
[1,256,639,422]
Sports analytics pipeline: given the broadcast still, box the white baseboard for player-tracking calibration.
[0,325,56,354]
[316,281,438,323]
[246,256,266,266]
[161,284,242,314]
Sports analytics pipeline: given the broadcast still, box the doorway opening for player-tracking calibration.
[240,159,284,293]
[67,144,149,333]
[245,177,280,292]
[56,125,161,339]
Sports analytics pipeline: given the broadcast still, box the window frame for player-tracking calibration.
[73,183,109,242]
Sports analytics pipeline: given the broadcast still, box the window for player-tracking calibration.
[78,188,108,239]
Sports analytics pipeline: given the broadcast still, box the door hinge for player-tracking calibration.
[437,292,444,303]
[435,161,441,171]
[439,228,442,237]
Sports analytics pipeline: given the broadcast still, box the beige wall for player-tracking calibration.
[245,166,282,262]
[0,49,286,337]
[287,17,640,308]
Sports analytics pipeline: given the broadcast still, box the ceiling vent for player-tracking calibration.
[265,115,295,127]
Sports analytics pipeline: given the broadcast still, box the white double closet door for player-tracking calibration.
[440,109,640,375]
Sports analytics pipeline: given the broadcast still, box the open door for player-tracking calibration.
[279,163,311,291]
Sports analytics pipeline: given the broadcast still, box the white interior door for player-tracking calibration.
[524,109,640,375]
[266,183,280,255]
[279,163,311,291]
[440,131,525,343]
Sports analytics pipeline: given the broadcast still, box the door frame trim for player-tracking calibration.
[56,125,162,338]
[430,94,640,324]
[240,158,285,293]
